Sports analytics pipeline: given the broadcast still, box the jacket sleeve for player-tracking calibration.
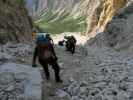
[51,46,56,57]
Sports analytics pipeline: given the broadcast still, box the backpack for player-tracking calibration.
[37,41,54,60]
[35,33,55,60]
[69,36,76,44]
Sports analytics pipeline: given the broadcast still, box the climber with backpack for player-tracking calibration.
[32,33,63,83]
[65,35,77,54]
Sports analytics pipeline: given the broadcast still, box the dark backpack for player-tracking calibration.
[67,36,76,45]
[37,41,54,60]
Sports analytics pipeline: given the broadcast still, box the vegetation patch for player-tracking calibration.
[35,11,87,34]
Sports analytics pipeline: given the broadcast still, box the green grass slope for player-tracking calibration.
[35,10,87,34]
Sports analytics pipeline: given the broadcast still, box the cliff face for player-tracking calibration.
[85,0,126,35]
[0,0,128,43]
[26,0,126,35]
[30,0,86,34]
[0,0,33,43]
[26,0,81,18]
[88,1,133,53]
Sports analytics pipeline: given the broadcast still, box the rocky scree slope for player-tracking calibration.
[1,34,133,100]
[0,0,33,44]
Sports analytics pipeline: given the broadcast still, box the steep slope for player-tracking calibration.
[87,1,133,53]
[26,0,47,17]
[0,0,33,43]
[27,0,126,35]
[84,0,126,35]
[0,0,128,43]
[34,0,86,34]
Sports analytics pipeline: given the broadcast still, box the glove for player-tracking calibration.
[32,64,37,68]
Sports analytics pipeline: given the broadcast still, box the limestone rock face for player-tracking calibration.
[85,0,126,35]
[87,1,133,53]
[0,0,33,43]
[27,0,126,35]
[0,0,129,43]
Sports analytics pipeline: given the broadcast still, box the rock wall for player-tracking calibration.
[85,0,126,35]
[1,0,128,43]
[27,0,126,35]
[87,1,133,53]
[26,0,82,19]
[0,0,33,43]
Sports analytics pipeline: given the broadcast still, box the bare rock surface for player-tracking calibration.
[58,46,133,100]
[38,45,133,100]
[0,42,33,64]
[88,1,133,54]
[0,63,42,100]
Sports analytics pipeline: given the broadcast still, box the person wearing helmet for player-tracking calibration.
[32,33,62,83]
[65,35,76,54]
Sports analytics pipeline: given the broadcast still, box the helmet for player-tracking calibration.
[36,33,47,44]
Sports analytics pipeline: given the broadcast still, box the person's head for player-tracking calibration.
[64,35,69,39]
[46,33,50,38]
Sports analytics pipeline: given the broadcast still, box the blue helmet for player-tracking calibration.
[36,33,47,44]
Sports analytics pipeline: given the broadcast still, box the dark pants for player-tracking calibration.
[70,44,75,54]
[39,57,61,82]
[66,43,75,54]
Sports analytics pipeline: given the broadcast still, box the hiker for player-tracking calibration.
[32,33,62,83]
[65,35,76,54]
[58,40,65,46]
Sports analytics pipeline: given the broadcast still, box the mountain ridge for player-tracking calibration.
[26,0,126,35]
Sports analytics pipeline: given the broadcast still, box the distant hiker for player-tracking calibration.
[32,33,62,83]
[65,35,76,54]
[58,40,65,46]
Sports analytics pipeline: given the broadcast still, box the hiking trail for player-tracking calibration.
[0,33,133,100]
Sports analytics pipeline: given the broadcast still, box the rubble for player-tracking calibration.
[0,63,42,100]
[59,47,133,100]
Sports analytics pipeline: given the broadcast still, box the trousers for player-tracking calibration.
[39,57,61,82]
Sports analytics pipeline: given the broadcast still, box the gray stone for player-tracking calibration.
[0,63,42,100]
